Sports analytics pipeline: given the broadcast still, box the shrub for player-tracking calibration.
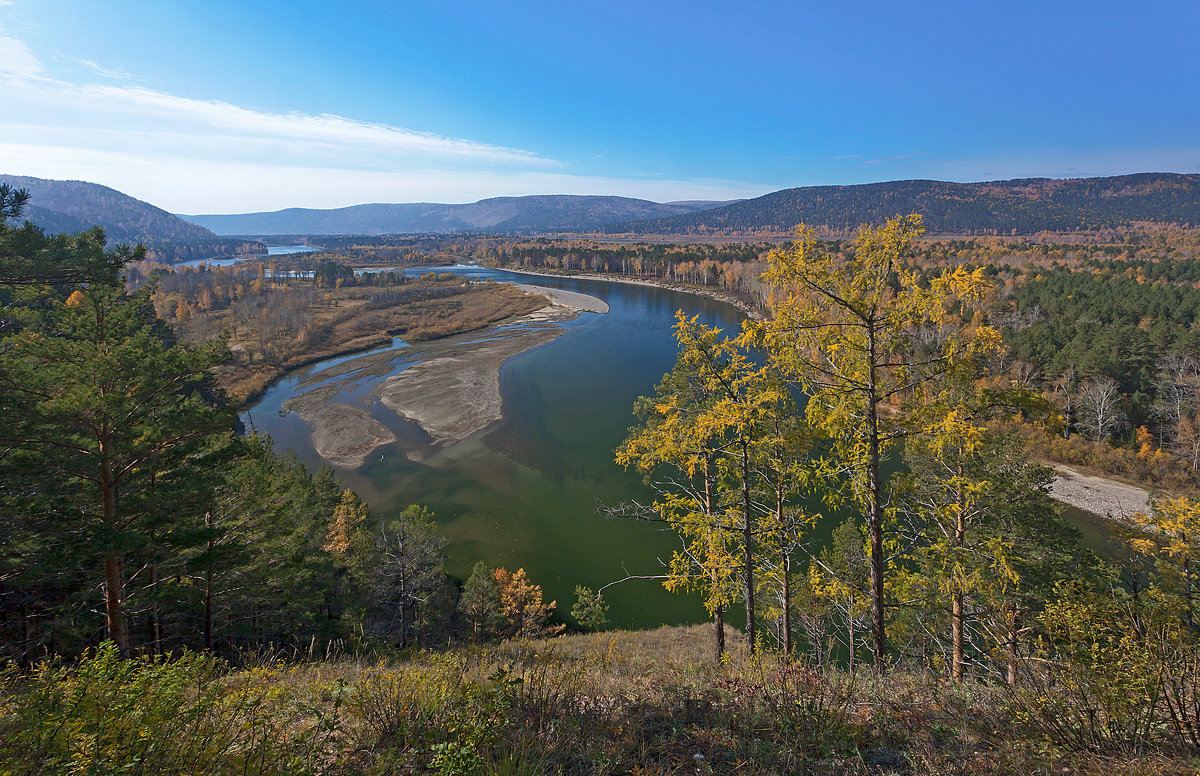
[0,644,341,776]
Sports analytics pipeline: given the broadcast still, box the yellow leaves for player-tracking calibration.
[924,407,987,458]
[1128,496,1200,562]
[65,289,87,308]
[323,489,368,555]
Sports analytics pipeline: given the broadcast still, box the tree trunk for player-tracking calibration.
[952,471,966,681]
[866,330,887,668]
[204,512,215,652]
[847,602,856,672]
[778,487,792,657]
[20,604,31,668]
[705,451,724,660]
[740,438,756,653]
[782,554,793,657]
[204,567,214,652]
[103,554,129,655]
[1185,557,1194,631]
[1006,605,1020,686]
[99,435,130,655]
[715,606,725,662]
[149,559,161,656]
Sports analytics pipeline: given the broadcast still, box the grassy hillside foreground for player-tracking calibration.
[1,625,1195,776]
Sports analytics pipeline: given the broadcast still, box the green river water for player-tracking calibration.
[244,266,1116,629]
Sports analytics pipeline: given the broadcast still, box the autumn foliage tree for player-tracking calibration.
[756,215,999,665]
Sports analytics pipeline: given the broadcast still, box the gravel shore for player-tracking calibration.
[1050,464,1151,519]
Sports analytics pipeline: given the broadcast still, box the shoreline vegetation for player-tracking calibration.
[133,264,552,405]
[163,248,1158,519]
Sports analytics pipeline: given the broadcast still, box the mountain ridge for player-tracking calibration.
[602,173,1200,235]
[183,195,735,235]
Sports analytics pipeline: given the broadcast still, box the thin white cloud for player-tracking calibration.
[0,37,769,210]
[0,35,41,79]
[0,36,553,176]
[79,59,137,82]
[74,83,551,164]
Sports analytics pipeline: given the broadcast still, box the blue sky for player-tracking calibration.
[1,1,1197,212]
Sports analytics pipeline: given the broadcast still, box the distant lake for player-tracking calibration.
[267,244,319,255]
[177,244,317,269]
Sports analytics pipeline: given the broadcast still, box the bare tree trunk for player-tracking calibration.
[1185,558,1194,631]
[149,559,161,656]
[848,603,856,672]
[100,435,130,655]
[705,452,724,661]
[20,604,31,668]
[204,512,215,652]
[778,486,792,657]
[782,554,793,657]
[1006,605,1020,686]
[866,330,887,668]
[103,555,129,655]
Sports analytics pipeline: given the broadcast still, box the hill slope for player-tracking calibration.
[606,173,1200,235]
[0,174,219,244]
[1,175,266,262]
[184,195,732,235]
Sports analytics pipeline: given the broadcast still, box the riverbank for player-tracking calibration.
[498,266,765,321]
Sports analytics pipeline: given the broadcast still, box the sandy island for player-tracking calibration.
[281,284,606,467]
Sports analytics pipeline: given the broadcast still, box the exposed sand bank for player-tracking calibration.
[1050,464,1151,519]
[511,283,609,313]
[280,285,607,467]
[293,398,398,468]
[377,322,563,445]
[502,268,763,320]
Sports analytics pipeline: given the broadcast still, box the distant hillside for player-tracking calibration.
[1,175,265,262]
[605,173,1200,235]
[184,195,731,236]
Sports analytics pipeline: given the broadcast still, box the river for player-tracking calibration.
[245,266,751,628]
[243,265,1120,629]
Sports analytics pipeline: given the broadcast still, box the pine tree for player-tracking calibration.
[0,282,231,655]
[458,561,505,642]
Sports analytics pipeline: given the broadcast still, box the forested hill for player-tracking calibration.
[0,174,265,262]
[604,173,1200,235]
[183,195,732,235]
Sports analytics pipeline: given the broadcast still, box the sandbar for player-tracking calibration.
[279,284,607,467]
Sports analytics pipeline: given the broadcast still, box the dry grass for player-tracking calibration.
[5,626,1197,775]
